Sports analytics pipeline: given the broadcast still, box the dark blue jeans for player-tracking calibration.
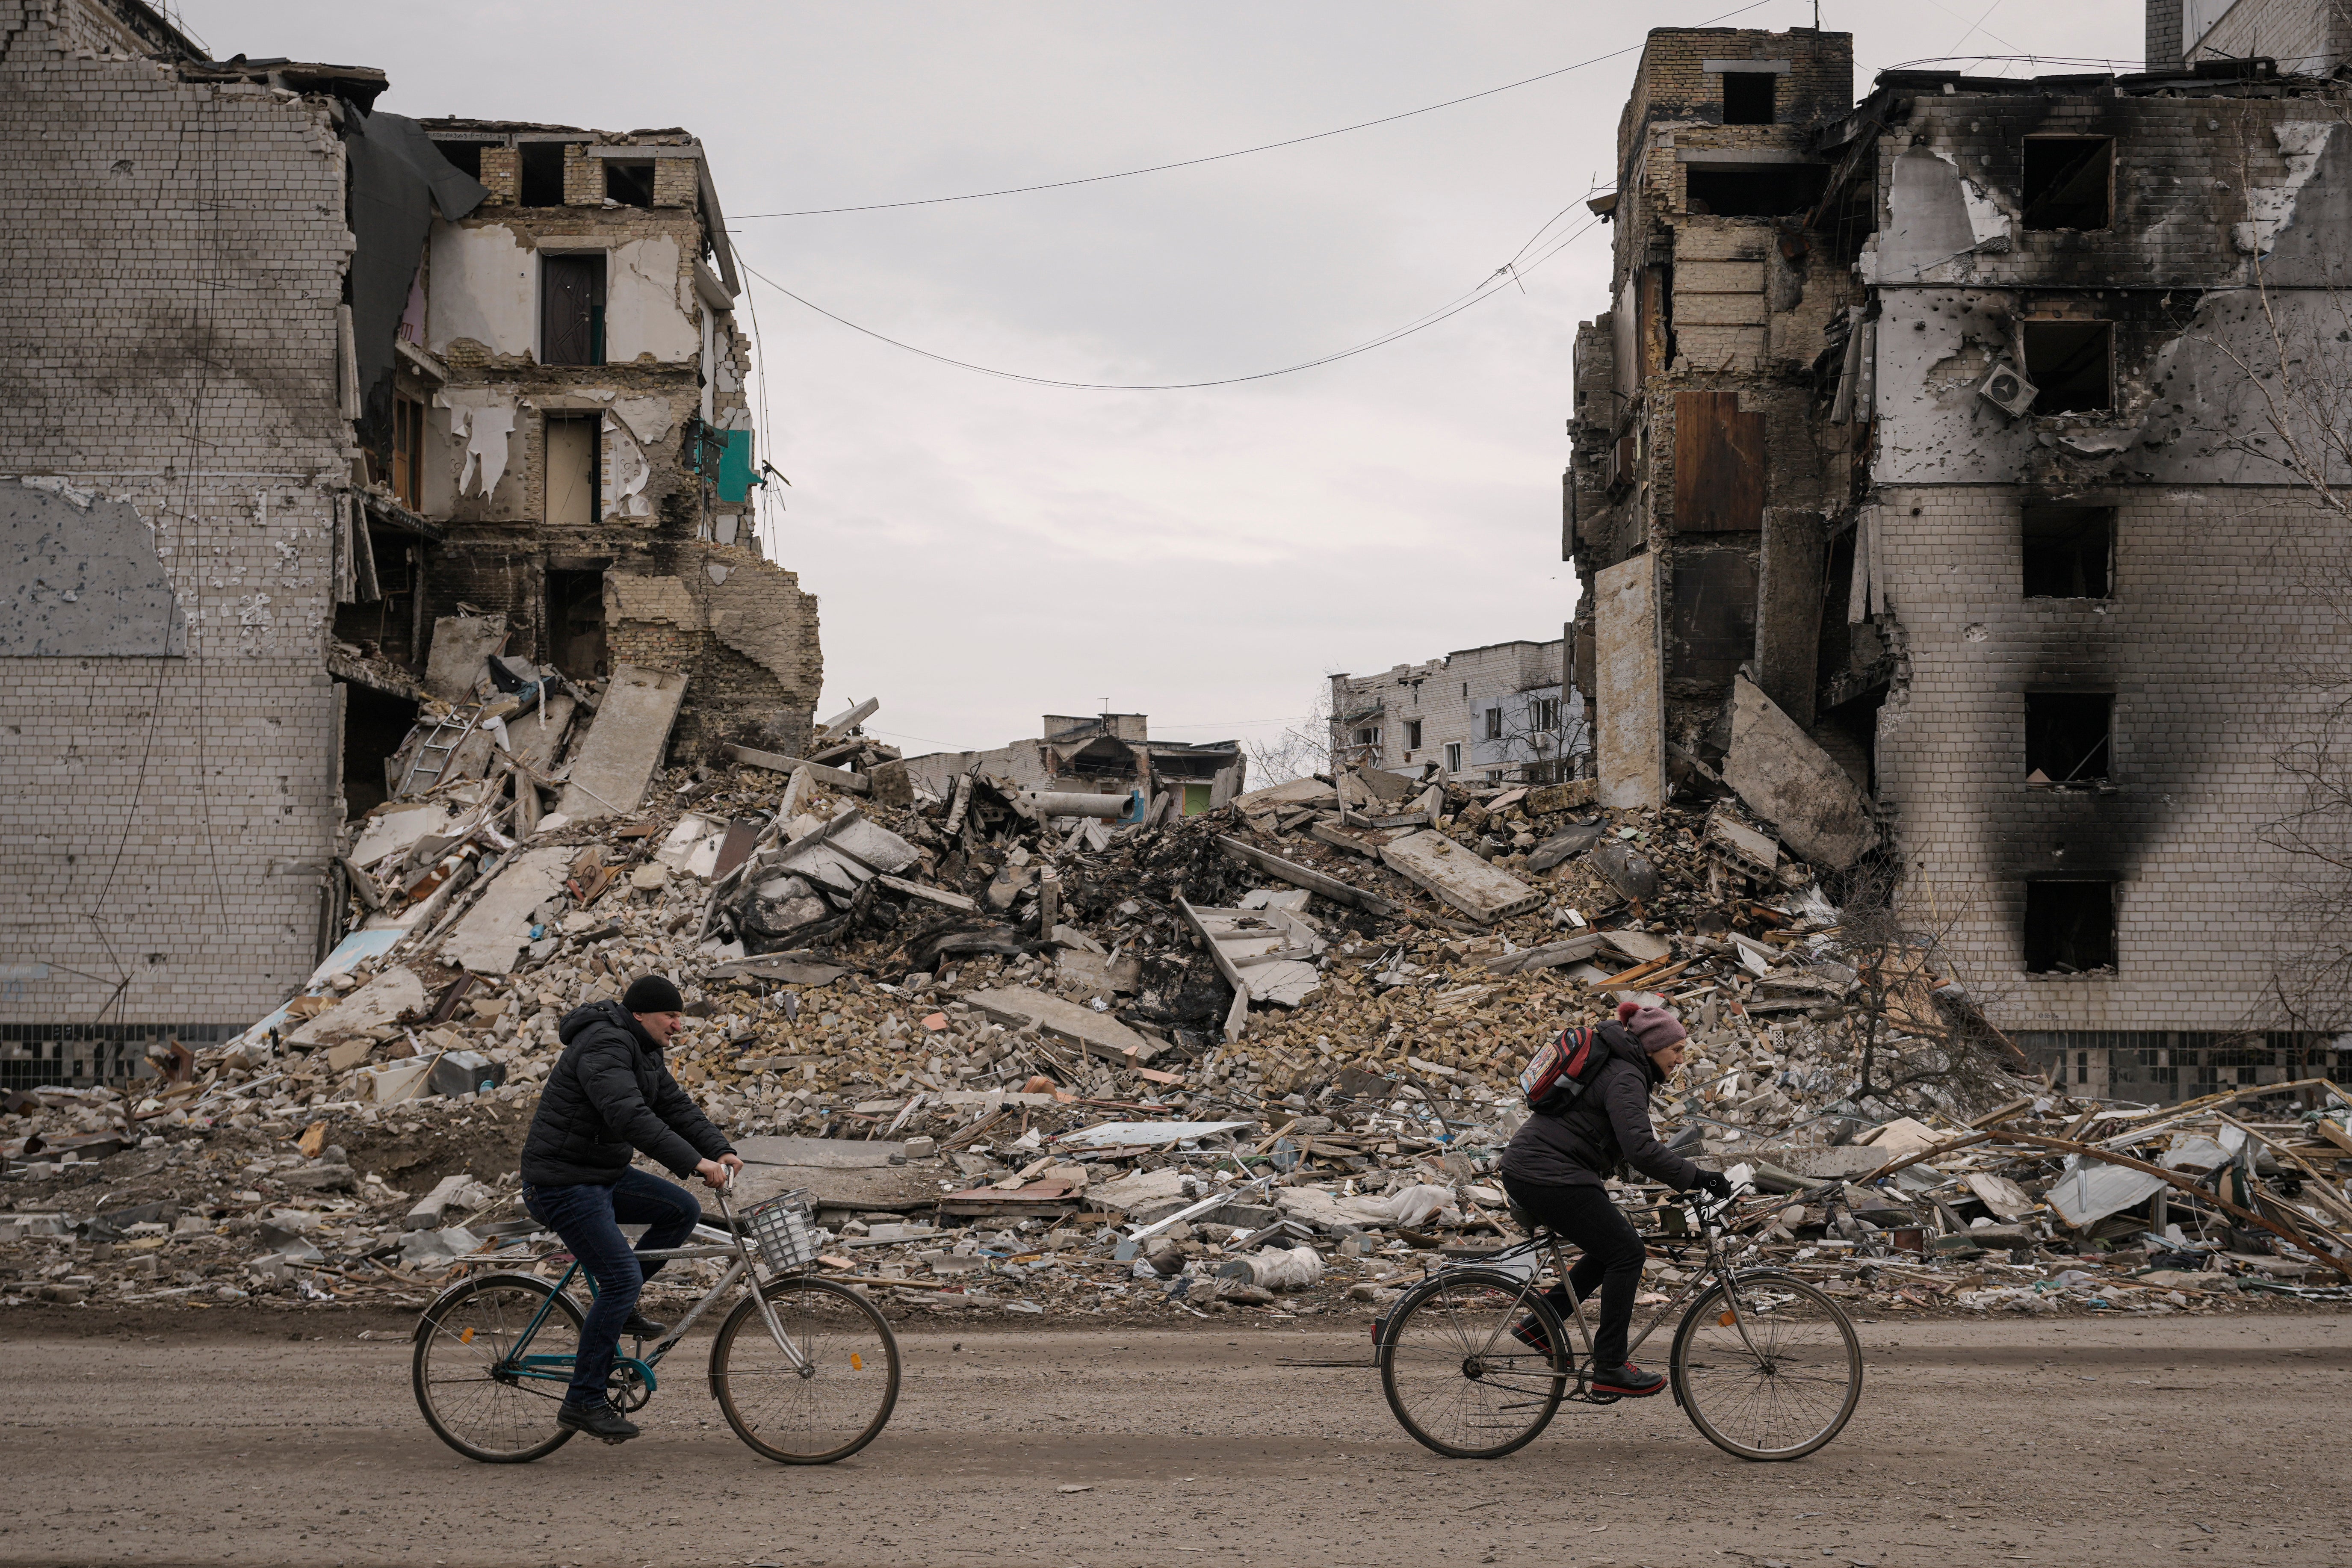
[522,1169,703,1406]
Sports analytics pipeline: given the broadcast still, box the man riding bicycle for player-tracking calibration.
[1499,1000,1732,1397]
[519,975,742,1443]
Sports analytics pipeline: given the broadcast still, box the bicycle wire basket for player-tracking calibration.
[742,1187,820,1274]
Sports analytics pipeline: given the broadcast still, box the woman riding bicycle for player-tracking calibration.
[1499,1000,1731,1397]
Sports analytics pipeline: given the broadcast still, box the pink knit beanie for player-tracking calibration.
[1616,999,1688,1055]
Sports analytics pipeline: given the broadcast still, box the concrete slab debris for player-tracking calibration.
[964,986,1163,1065]
[284,965,425,1047]
[558,665,688,821]
[1378,830,1544,924]
[442,846,573,974]
[1720,676,1874,871]
[423,614,507,702]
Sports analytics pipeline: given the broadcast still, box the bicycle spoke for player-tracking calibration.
[1675,1280,1860,1460]
[1380,1273,1564,1460]
[414,1279,583,1463]
[715,1281,900,1464]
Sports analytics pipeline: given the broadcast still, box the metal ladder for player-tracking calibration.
[395,704,482,797]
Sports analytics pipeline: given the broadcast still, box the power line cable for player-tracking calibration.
[731,0,1774,219]
[733,205,1604,393]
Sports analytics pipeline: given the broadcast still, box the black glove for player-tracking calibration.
[1692,1170,1734,1201]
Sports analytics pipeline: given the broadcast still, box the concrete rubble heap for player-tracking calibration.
[7,688,2352,1323]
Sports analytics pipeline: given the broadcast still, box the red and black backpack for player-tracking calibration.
[1517,1022,1613,1116]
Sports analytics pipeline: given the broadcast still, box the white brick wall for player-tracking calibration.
[0,5,351,1031]
[1330,639,1583,780]
[1874,484,2331,1034]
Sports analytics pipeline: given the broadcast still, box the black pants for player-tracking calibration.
[1501,1175,1649,1369]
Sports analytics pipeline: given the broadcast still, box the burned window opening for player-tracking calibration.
[518,142,566,207]
[2022,505,2113,598]
[1722,71,1775,125]
[605,161,656,208]
[1685,165,1825,217]
[1404,719,1423,752]
[541,254,606,367]
[342,682,420,821]
[2021,320,2112,413]
[1815,686,1884,799]
[2024,880,2116,974]
[391,395,424,511]
[2021,137,2113,230]
[545,569,607,680]
[2025,691,2112,784]
[430,140,483,179]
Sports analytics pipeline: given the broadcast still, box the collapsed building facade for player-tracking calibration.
[0,0,818,1086]
[1566,8,2352,1097]
[1328,638,1585,783]
[898,714,1246,823]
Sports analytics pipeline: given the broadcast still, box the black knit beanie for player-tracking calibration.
[622,974,684,1014]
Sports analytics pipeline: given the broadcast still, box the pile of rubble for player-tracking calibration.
[6,677,2351,1323]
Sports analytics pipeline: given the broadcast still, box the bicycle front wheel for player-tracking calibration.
[412,1271,584,1463]
[1378,1269,1566,1459]
[711,1277,901,1464]
[1670,1273,1861,1461]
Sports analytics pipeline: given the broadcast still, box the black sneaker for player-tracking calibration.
[1590,1361,1666,1397]
[558,1400,642,1443]
[1510,1315,1554,1355]
[621,1311,669,1342]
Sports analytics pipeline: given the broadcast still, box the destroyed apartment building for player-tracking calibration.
[0,0,818,1087]
[1565,9,2352,1100]
[1329,637,1588,783]
[891,713,1248,825]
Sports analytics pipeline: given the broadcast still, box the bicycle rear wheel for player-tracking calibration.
[1670,1273,1861,1461]
[412,1271,583,1463]
[710,1277,901,1464]
[1378,1269,1566,1459]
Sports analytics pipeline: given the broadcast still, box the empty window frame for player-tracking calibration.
[605,160,656,207]
[1533,696,1563,732]
[2021,320,2112,413]
[2024,880,2117,973]
[2025,691,2112,784]
[1353,726,1382,750]
[518,142,567,207]
[2022,505,2114,597]
[1404,719,1423,751]
[1445,742,1464,773]
[541,254,606,367]
[2021,137,2113,230]
[1684,165,1826,217]
[1722,71,1775,125]
[1484,708,1504,741]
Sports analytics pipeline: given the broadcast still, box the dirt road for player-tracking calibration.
[4,1312,2345,1567]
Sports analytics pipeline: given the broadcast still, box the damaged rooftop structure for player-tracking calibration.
[0,0,819,1085]
[1567,5,2352,1099]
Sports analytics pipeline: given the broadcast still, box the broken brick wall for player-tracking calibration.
[386,128,814,763]
[0,5,352,1056]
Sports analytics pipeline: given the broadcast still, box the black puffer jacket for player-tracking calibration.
[1500,1021,1701,1192]
[520,1000,735,1187]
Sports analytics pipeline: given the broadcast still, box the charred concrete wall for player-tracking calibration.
[0,3,350,1048]
[1858,73,2352,1034]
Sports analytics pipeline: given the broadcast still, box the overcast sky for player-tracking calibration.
[190,0,2142,759]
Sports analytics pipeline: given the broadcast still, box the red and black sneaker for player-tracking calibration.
[1509,1315,1554,1355]
[1590,1361,1666,1397]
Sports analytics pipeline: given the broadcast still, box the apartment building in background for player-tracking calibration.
[0,0,818,1083]
[1565,5,2352,1098]
[1329,638,1584,784]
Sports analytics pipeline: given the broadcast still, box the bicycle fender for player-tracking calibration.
[411,1270,553,1344]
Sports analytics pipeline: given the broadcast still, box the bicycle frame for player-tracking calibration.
[485,1183,808,1395]
[1451,1185,1808,1394]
